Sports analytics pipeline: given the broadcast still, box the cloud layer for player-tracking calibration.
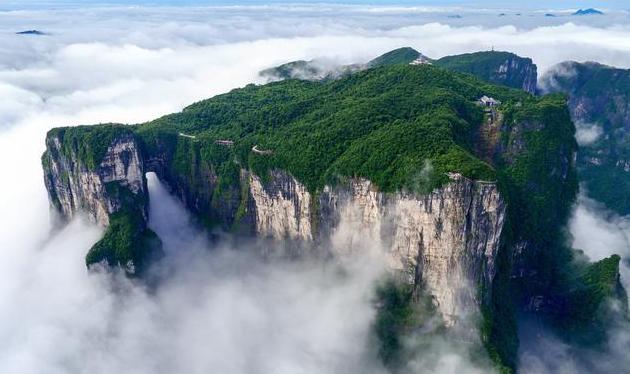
[1,4,630,373]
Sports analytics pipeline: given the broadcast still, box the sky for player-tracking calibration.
[0,2,629,373]
[1,0,630,11]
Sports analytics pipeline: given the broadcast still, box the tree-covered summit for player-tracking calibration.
[136,63,543,193]
[259,47,539,94]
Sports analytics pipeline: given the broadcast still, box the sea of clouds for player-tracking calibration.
[0,3,629,373]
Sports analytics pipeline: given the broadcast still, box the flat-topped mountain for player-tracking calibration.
[41,48,626,373]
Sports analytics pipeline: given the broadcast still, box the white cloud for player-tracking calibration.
[570,194,630,288]
[575,122,604,145]
[1,4,630,373]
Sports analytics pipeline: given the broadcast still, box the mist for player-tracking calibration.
[516,193,630,374]
[1,3,630,373]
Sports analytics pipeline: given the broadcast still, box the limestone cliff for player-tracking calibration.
[44,127,506,326]
[41,56,590,371]
[42,126,161,273]
[435,51,538,94]
[43,129,147,225]
[320,175,505,325]
[239,170,505,324]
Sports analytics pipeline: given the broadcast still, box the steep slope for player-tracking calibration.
[435,51,538,94]
[42,58,617,372]
[259,49,537,97]
[366,47,431,67]
[259,59,362,82]
[540,61,630,215]
[42,125,163,274]
[258,47,429,82]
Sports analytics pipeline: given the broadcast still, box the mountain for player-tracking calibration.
[259,59,362,81]
[434,51,538,94]
[259,48,537,95]
[258,47,431,82]
[16,30,46,35]
[366,47,431,67]
[540,61,630,215]
[42,50,625,373]
[573,8,604,16]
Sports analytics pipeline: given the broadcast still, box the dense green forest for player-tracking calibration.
[135,64,534,193]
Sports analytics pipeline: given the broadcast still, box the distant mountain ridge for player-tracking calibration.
[260,47,538,94]
[16,30,46,35]
[573,8,604,16]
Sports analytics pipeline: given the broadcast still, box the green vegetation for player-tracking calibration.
[136,64,533,194]
[367,47,423,67]
[47,124,133,170]
[45,53,617,372]
[372,279,439,369]
[86,209,163,274]
[85,182,163,274]
[542,61,630,215]
[435,51,536,91]
[552,254,628,344]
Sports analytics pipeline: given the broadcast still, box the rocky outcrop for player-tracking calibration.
[435,51,538,94]
[43,130,506,324]
[319,175,505,325]
[240,169,506,325]
[42,128,162,273]
[540,61,630,215]
[248,170,313,241]
[42,131,147,226]
[497,57,538,94]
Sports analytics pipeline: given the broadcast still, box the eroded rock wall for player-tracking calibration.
[43,133,147,226]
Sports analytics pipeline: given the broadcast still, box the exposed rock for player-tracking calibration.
[248,170,313,241]
[43,132,147,226]
[435,51,538,94]
[43,129,506,325]
[320,175,505,325]
[540,61,630,215]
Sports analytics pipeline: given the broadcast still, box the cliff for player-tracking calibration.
[43,129,505,327]
[434,51,538,94]
[259,48,538,96]
[42,125,162,274]
[42,55,615,371]
[540,61,630,215]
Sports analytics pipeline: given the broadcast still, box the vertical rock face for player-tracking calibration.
[43,132,147,226]
[435,51,538,94]
[243,170,506,325]
[43,132,506,325]
[248,170,313,241]
[497,57,538,94]
[318,174,506,325]
[540,61,630,215]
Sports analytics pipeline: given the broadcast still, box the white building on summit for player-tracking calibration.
[478,95,501,107]
[409,55,432,65]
